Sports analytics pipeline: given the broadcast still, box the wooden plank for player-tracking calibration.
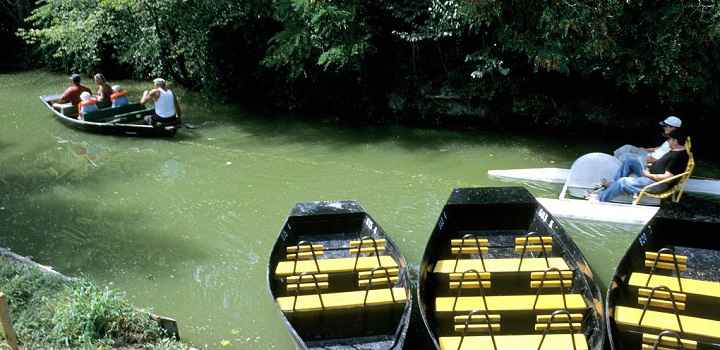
[638,288,686,302]
[643,261,687,272]
[349,246,386,255]
[514,245,552,253]
[642,333,697,350]
[358,276,399,288]
[454,314,501,323]
[515,237,553,244]
[614,306,720,342]
[637,297,686,311]
[641,344,680,350]
[275,255,398,276]
[435,294,587,313]
[286,251,324,260]
[536,313,583,323]
[451,247,490,255]
[287,244,324,253]
[286,274,328,283]
[358,268,398,279]
[645,252,688,264]
[287,282,330,292]
[449,281,492,289]
[276,288,407,312]
[451,238,490,247]
[530,271,573,279]
[449,272,491,281]
[453,324,500,332]
[628,273,720,298]
[350,239,386,248]
[0,293,19,350]
[433,257,569,274]
[439,334,589,350]
[534,322,582,332]
[530,280,573,288]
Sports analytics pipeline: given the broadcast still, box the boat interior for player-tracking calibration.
[420,189,603,350]
[269,204,410,348]
[608,209,720,350]
[43,95,153,124]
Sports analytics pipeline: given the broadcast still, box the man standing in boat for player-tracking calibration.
[594,129,689,202]
[140,78,182,126]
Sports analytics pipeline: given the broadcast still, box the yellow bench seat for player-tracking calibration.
[439,334,588,350]
[614,306,720,342]
[275,255,398,276]
[436,294,587,313]
[276,288,407,312]
[433,257,569,273]
[628,272,720,299]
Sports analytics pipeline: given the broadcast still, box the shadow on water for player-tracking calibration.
[0,152,208,278]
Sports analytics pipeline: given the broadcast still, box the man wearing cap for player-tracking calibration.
[57,73,92,106]
[594,128,690,202]
[608,116,682,185]
[140,78,181,126]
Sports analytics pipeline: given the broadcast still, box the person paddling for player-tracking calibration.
[57,73,91,106]
[140,78,182,126]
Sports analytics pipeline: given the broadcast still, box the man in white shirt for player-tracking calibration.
[603,116,681,187]
[140,78,182,126]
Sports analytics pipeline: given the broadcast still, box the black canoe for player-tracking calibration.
[267,201,412,349]
[606,200,720,350]
[418,187,605,350]
[40,94,179,137]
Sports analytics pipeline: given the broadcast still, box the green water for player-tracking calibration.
[0,71,653,348]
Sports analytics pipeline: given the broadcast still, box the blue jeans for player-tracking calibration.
[599,176,662,202]
[613,158,644,182]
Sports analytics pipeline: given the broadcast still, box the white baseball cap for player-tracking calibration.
[153,78,166,85]
[80,91,91,101]
[659,116,682,128]
[111,84,121,91]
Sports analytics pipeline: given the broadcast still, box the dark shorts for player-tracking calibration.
[145,114,179,126]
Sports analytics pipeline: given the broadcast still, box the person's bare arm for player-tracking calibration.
[643,169,674,182]
[173,93,182,118]
[140,89,158,104]
[58,87,73,103]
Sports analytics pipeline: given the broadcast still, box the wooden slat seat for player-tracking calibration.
[454,314,501,323]
[628,273,720,299]
[637,297,686,311]
[451,238,490,247]
[435,294,587,313]
[644,252,688,271]
[534,322,582,331]
[275,255,398,276]
[287,282,329,292]
[286,251,324,260]
[358,268,398,279]
[433,257,569,274]
[350,238,386,248]
[276,288,407,312]
[515,237,553,244]
[358,276,399,288]
[287,244,324,253]
[645,252,688,264]
[439,334,588,350]
[453,323,500,332]
[287,274,328,283]
[349,246,386,255]
[536,313,583,323]
[452,246,490,254]
[614,306,720,342]
[641,333,697,350]
[638,288,687,302]
[514,245,552,253]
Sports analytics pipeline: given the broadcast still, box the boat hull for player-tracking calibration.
[267,201,412,350]
[418,187,605,350]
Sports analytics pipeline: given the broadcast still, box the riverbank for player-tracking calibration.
[0,248,187,349]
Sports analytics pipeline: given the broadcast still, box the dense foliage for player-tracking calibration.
[0,256,185,348]
[8,0,720,133]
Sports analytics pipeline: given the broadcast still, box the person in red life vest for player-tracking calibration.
[110,85,129,107]
[78,91,98,120]
[57,73,91,106]
[140,78,182,126]
[94,73,113,107]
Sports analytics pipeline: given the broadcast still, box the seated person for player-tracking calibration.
[78,91,98,120]
[110,85,129,107]
[594,129,689,202]
[54,73,91,107]
[140,78,181,126]
[94,73,113,107]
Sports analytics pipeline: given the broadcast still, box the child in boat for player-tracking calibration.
[78,91,98,120]
[110,85,129,107]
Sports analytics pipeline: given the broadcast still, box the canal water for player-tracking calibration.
[0,71,685,348]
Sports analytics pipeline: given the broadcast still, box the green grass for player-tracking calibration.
[0,256,187,349]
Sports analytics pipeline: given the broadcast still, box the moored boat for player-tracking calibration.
[40,94,179,137]
[267,201,412,349]
[606,200,720,350]
[418,187,605,350]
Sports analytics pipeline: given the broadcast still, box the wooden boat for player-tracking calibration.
[418,187,605,350]
[40,94,179,137]
[267,201,412,349]
[606,199,720,350]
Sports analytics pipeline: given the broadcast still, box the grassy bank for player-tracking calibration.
[0,254,186,349]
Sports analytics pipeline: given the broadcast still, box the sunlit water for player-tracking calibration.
[0,71,670,348]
